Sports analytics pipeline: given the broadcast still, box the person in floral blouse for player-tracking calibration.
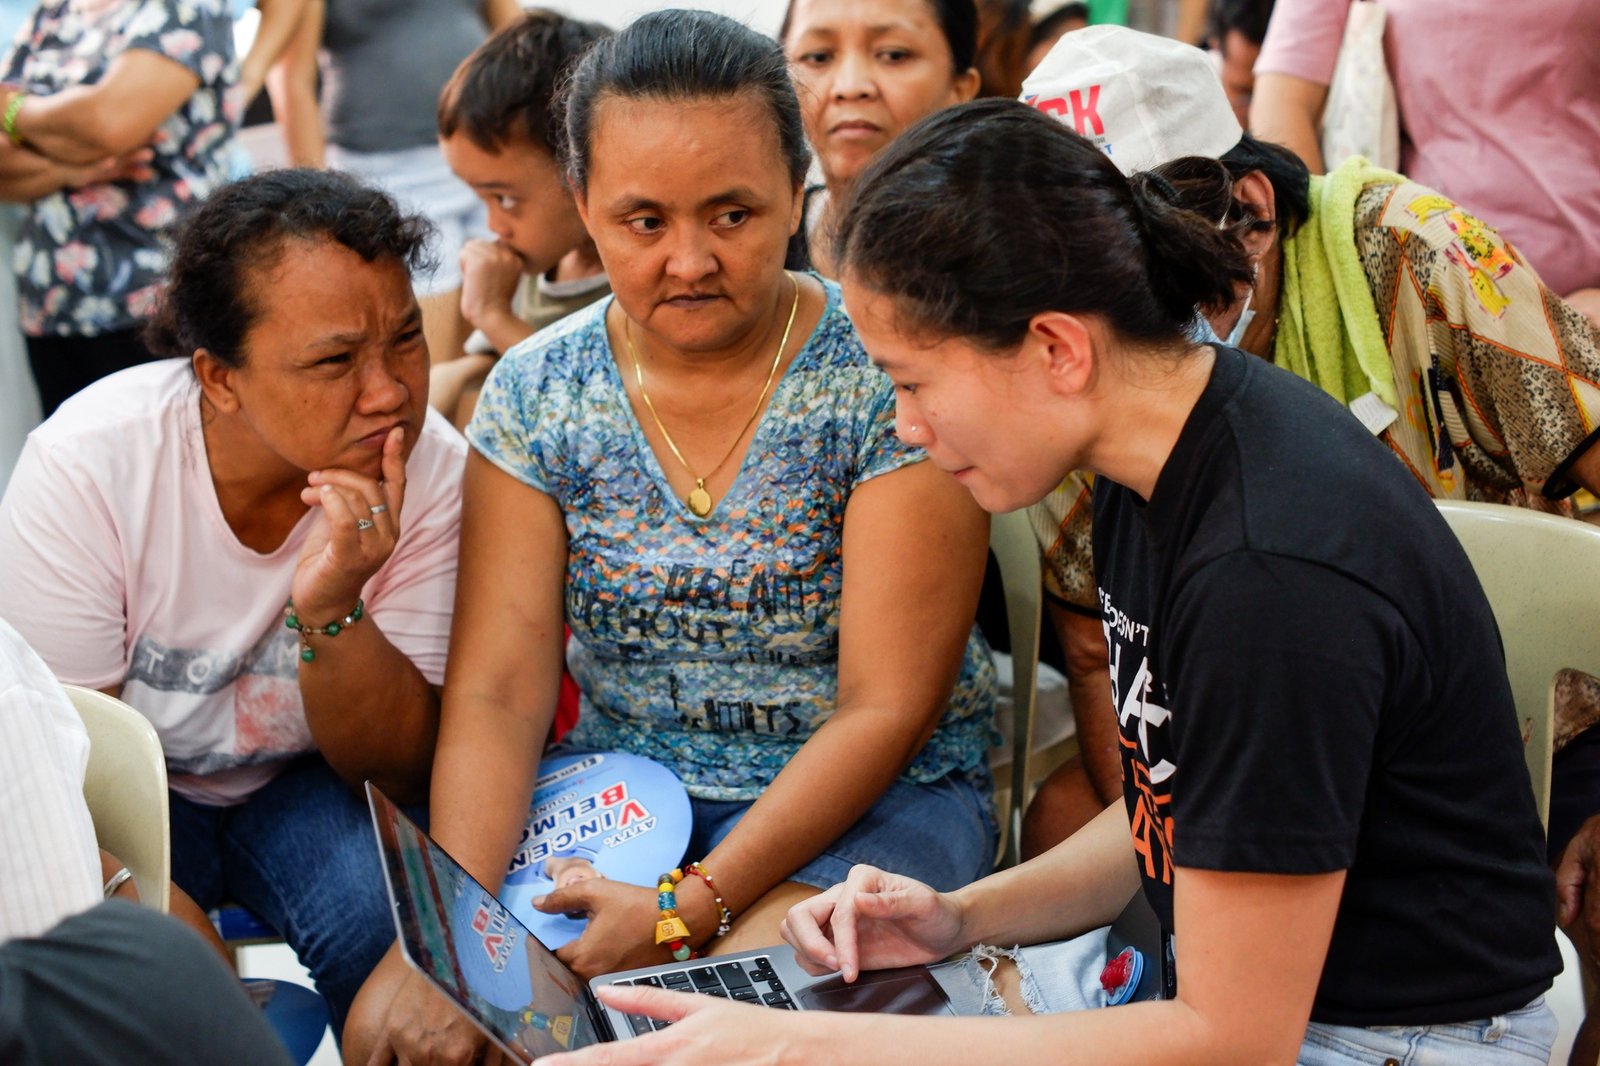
[0,0,235,415]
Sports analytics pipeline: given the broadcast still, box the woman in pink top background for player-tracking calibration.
[0,168,465,1030]
[1249,0,1600,316]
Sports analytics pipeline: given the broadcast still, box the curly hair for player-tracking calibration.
[144,169,435,368]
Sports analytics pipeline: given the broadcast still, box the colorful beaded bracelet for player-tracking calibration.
[654,868,697,962]
[684,861,733,938]
[283,597,364,662]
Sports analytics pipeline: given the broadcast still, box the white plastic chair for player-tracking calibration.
[62,684,171,913]
[1434,501,1600,828]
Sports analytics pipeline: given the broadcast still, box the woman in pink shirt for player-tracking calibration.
[0,168,466,1029]
[1250,0,1600,314]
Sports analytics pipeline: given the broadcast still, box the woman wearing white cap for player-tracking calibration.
[541,97,1560,1066]
[1019,26,1600,857]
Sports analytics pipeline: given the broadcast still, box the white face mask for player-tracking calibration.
[1186,203,1261,350]
[1187,286,1255,349]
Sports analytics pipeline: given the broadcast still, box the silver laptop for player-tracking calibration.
[367,783,1155,1061]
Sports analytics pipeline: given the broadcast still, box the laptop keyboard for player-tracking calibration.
[612,955,794,1035]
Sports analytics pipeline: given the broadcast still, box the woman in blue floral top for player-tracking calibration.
[0,0,235,414]
[345,10,999,1062]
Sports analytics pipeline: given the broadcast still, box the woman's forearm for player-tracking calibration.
[954,799,1140,948]
[8,50,200,165]
[8,85,113,163]
[1249,72,1329,173]
[298,619,440,800]
[810,998,1214,1066]
[265,0,325,168]
[427,454,570,890]
[428,686,553,890]
[238,0,311,105]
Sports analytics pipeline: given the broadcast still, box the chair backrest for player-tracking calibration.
[989,509,1043,869]
[1434,501,1600,827]
[62,685,171,913]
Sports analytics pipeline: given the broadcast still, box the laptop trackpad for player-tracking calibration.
[798,967,954,1016]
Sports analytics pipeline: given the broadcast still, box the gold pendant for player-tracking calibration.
[687,485,713,517]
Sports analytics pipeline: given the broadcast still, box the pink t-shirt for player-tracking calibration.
[0,360,465,805]
[1254,0,1600,296]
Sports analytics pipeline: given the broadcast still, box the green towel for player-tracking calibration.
[1277,156,1403,408]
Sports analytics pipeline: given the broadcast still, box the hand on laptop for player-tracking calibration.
[346,943,514,1066]
[779,865,966,983]
[538,985,821,1066]
[535,879,694,979]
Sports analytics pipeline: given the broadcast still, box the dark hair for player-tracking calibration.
[144,169,435,367]
[779,0,979,75]
[561,9,808,194]
[438,9,611,156]
[835,98,1254,349]
[1148,132,1310,242]
[972,0,1031,96]
[1209,0,1275,47]
[1029,2,1089,49]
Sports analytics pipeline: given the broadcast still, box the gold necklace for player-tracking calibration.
[624,272,801,517]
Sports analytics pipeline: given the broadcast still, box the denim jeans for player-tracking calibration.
[1298,996,1556,1065]
[168,755,425,1031]
[687,762,998,892]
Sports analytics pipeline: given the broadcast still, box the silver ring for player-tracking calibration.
[355,518,375,532]
[369,504,388,515]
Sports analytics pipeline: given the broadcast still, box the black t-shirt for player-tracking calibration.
[1093,345,1560,1027]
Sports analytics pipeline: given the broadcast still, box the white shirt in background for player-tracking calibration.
[0,616,101,942]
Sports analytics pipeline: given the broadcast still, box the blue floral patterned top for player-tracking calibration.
[3,0,235,337]
[469,278,997,801]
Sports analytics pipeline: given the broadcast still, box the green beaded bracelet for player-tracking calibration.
[2,92,26,148]
[283,598,364,662]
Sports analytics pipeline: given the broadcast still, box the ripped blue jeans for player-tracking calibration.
[960,935,1555,1065]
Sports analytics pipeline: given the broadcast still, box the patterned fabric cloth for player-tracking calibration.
[3,0,236,337]
[1034,179,1600,614]
[468,277,997,801]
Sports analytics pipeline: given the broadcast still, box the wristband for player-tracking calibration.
[684,861,733,938]
[2,92,26,147]
[283,597,364,662]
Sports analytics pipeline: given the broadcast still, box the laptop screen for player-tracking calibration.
[367,784,599,1059]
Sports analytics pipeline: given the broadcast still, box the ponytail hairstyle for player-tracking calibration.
[834,97,1254,351]
[1150,134,1311,243]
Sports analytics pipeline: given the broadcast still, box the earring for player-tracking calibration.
[907,424,920,432]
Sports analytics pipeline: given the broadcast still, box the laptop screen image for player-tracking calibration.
[368,784,602,1059]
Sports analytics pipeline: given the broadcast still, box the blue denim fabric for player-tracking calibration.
[686,762,998,892]
[168,756,425,1031]
[1298,997,1556,1065]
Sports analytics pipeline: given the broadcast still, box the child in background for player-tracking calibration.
[431,9,612,429]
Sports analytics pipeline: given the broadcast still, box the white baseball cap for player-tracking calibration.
[1019,25,1242,175]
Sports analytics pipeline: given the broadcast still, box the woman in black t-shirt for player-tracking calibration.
[541,99,1562,1066]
